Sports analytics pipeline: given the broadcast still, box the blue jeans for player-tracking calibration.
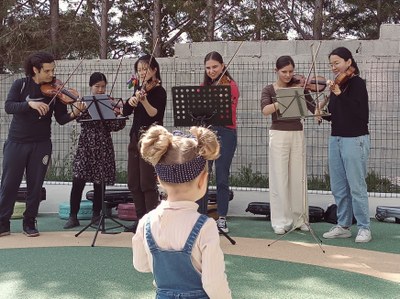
[211,127,237,217]
[328,135,370,229]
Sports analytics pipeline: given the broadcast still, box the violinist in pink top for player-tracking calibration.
[200,51,239,234]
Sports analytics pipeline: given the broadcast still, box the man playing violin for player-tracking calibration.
[0,51,84,237]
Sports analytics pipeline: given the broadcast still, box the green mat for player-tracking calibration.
[1,214,399,298]
[0,247,398,299]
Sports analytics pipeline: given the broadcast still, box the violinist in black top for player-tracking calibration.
[122,54,167,233]
[321,47,371,243]
[0,51,84,237]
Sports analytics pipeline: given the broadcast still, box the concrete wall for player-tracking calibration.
[174,24,400,60]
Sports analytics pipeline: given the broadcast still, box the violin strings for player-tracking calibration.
[48,59,84,106]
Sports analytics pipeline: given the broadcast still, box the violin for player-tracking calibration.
[130,78,160,107]
[141,78,160,93]
[326,66,356,94]
[290,74,327,92]
[214,74,231,86]
[40,78,80,104]
[333,66,356,87]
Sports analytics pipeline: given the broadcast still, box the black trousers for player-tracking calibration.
[127,134,159,219]
[69,177,103,217]
[0,139,51,223]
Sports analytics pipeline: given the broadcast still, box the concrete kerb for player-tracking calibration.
[38,182,400,218]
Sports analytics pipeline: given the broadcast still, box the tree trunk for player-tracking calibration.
[313,0,323,39]
[206,0,215,41]
[376,0,382,26]
[152,0,162,56]
[255,0,262,40]
[100,0,108,59]
[50,0,60,58]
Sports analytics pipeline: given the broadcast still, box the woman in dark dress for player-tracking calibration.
[64,72,126,229]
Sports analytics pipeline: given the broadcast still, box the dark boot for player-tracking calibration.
[91,211,101,226]
[124,221,138,233]
[23,218,40,237]
[0,220,11,237]
[63,216,80,229]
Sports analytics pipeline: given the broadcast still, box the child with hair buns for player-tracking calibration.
[132,125,232,299]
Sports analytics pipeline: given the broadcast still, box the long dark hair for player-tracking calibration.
[24,51,55,77]
[89,72,107,87]
[134,54,162,83]
[329,47,360,75]
[203,51,234,85]
[275,55,295,70]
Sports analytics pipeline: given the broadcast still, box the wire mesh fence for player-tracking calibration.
[0,58,399,195]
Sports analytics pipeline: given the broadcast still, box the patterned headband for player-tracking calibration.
[155,156,207,184]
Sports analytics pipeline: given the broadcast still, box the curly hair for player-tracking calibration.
[140,125,220,167]
[24,52,55,77]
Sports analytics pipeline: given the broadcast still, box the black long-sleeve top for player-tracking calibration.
[5,77,73,143]
[122,85,167,138]
[325,76,369,137]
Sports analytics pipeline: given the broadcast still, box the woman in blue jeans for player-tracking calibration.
[201,51,239,233]
[321,47,371,243]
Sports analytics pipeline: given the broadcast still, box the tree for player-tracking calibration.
[50,0,60,58]
[206,0,215,41]
[100,0,109,58]
[152,0,162,56]
[313,0,323,39]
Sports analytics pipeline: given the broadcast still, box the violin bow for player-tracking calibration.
[109,51,125,98]
[48,59,84,106]
[308,41,327,122]
[305,41,322,86]
[141,37,159,90]
[216,40,244,85]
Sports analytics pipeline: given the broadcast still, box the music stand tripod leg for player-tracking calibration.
[266,115,325,253]
[218,227,236,245]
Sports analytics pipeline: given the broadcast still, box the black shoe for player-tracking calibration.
[0,221,10,237]
[91,214,101,226]
[63,216,80,229]
[124,221,138,233]
[23,218,40,237]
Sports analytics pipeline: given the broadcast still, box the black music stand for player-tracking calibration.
[268,87,325,253]
[74,94,129,247]
[172,85,233,127]
[172,85,236,245]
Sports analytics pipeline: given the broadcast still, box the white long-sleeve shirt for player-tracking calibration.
[132,200,232,299]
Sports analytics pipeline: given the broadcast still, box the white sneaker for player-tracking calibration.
[323,226,352,239]
[355,228,372,243]
[273,227,286,235]
[216,217,229,233]
[299,224,309,232]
